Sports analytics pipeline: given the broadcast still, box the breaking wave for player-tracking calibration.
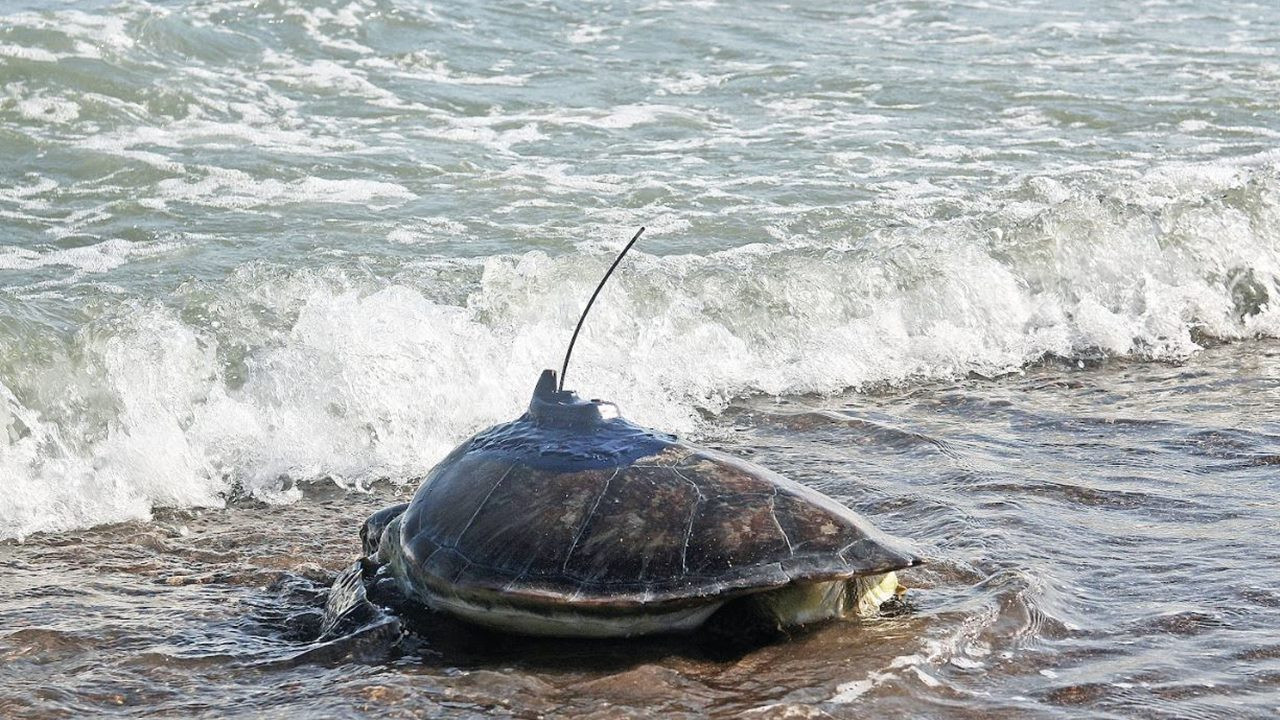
[2,158,1278,540]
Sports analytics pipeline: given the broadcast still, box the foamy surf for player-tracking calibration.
[2,158,1278,540]
[5,1,1280,717]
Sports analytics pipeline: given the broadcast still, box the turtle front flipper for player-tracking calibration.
[320,560,397,641]
[361,503,410,557]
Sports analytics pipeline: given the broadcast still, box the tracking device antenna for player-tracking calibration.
[558,226,645,393]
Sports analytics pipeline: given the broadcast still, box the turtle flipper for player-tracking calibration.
[319,559,385,640]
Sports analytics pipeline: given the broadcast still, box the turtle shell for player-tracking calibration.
[392,370,921,610]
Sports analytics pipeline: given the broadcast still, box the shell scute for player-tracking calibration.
[561,465,701,585]
[677,451,773,495]
[683,493,791,576]
[400,455,513,549]
[771,488,856,556]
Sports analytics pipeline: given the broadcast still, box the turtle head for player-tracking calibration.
[528,369,619,428]
[360,503,408,559]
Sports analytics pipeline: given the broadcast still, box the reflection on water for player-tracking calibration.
[3,341,1278,717]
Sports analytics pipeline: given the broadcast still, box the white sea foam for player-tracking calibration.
[0,312,228,539]
[515,104,704,131]
[0,175,58,207]
[0,238,181,275]
[2,0,1280,544]
[495,163,627,195]
[432,120,544,152]
[260,50,392,99]
[15,96,80,124]
[566,24,611,45]
[3,160,1278,540]
[153,168,413,210]
[387,218,467,244]
[0,8,136,62]
[0,44,59,63]
[651,71,726,96]
[80,117,358,158]
[381,51,530,86]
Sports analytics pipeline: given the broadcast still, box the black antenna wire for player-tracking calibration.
[558,226,645,392]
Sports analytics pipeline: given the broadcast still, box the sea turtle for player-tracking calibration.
[351,368,922,639]
[329,227,922,639]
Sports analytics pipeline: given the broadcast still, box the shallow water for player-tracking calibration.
[3,0,1280,716]
[3,341,1279,718]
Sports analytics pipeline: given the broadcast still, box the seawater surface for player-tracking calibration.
[2,0,1279,717]
[3,345,1279,718]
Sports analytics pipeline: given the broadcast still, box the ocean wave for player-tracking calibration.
[0,238,183,275]
[154,169,414,210]
[2,160,1278,540]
